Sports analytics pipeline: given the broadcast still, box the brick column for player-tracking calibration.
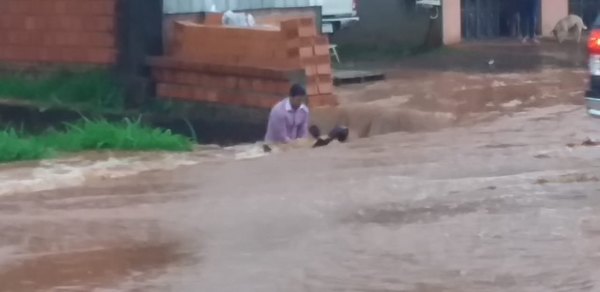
[443,0,462,45]
[540,0,568,36]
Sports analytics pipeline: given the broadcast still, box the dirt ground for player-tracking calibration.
[0,40,599,291]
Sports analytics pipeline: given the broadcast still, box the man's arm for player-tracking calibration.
[296,112,310,139]
[266,112,291,143]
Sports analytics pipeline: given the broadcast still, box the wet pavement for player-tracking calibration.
[1,105,600,291]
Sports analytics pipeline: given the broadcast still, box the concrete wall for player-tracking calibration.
[331,0,434,50]
[443,0,461,45]
[541,0,568,36]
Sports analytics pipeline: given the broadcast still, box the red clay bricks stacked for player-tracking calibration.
[152,16,337,109]
[150,57,302,109]
[0,0,117,64]
[280,18,335,106]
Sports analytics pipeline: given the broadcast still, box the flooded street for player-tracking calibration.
[1,104,600,291]
[0,41,598,291]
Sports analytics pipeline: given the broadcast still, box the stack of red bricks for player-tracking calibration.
[152,15,337,109]
[0,0,117,64]
[280,17,334,101]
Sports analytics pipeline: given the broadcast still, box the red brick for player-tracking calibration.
[314,35,329,45]
[37,1,56,15]
[252,79,265,92]
[86,48,116,64]
[157,69,172,83]
[224,76,239,89]
[180,85,194,100]
[24,16,35,30]
[171,71,185,84]
[316,64,332,75]
[305,65,318,76]
[298,17,316,27]
[84,16,115,32]
[181,71,199,84]
[231,92,248,106]
[237,93,253,107]
[313,44,330,56]
[286,37,315,48]
[157,83,179,99]
[255,96,277,109]
[215,90,234,105]
[301,55,331,66]
[238,78,253,90]
[195,74,210,87]
[192,88,219,102]
[273,81,290,94]
[288,46,314,59]
[306,82,318,95]
[87,33,116,48]
[54,0,69,14]
[317,74,333,83]
[90,0,117,16]
[300,26,317,37]
[4,48,17,61]
[317,82,334,94]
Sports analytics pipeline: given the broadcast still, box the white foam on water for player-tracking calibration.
[0,143,278,197]
[225,143,272,160]
[0,152,205,197]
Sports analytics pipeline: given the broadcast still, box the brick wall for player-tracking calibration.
[0,0,117,64]
[151,16,337,109]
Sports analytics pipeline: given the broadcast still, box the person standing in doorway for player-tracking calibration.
[520,0,540,43]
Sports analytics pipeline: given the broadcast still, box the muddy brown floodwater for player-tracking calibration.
[1,41,599,291]
[1,105,600,292]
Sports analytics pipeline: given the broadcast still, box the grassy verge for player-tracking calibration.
[0,69,124,111]
[0,129,50,163]
[0,119,193,164]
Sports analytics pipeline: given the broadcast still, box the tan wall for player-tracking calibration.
[443,0,462,45]
[541,0,568,36]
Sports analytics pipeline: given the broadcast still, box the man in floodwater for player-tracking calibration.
[263,84,349,152]
[264,84,310,144]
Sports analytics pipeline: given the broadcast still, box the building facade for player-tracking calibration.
[443,0,581,44]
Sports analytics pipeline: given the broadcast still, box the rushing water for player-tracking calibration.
[1,106,599,291]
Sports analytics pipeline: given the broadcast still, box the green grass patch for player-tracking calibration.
[0,69,124,111]
[43,118,194,152]
[0,129,50,163]
[0,119,193,164]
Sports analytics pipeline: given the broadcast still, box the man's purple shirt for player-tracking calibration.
[264,98,309,144]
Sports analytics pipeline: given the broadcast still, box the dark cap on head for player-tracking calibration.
[289,84,307,97]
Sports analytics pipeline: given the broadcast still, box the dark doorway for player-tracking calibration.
[461,0,501,39]
[462,0,541,40]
